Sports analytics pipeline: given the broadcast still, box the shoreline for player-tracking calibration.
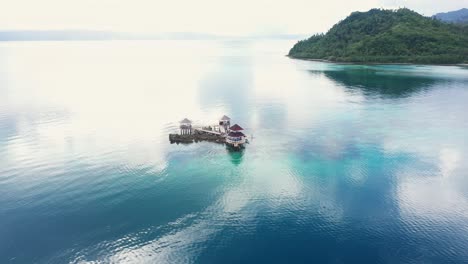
[169,133,225,144]
[286,55,468,67]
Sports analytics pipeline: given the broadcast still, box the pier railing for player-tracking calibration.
[193,127,224,136]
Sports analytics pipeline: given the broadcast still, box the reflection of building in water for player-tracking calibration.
[227,147,244,165]
[179,118,192,135]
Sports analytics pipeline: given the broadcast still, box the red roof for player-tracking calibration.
[229,124,244,131]
[228,131,245,137]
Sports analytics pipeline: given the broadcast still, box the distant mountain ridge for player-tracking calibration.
[0,30,222,41]
[289,8,468,64]
[0,30,122,41]
[433,8,468,24]
[0,30,305,41]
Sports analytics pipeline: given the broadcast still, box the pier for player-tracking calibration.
[193,127,222,135]
[169,115,248,149]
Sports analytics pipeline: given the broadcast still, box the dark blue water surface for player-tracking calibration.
[0,40,467,263]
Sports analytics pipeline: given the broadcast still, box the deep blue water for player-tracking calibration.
[0,40,468,263]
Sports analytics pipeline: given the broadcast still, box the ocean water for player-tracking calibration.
[0,40,467,263]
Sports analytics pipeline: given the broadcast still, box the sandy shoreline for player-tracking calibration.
[286,55,468,67]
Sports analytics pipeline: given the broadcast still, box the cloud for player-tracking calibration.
[1,0,468,35]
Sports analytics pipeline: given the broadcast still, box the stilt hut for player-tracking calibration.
[180,118,192,135]
[219,115,231,131]
[226,124,246,148]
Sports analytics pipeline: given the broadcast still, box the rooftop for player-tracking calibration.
[220,115,231,121]
[229,124,244,131]
[180,118,192,124]
[228,131,245,137]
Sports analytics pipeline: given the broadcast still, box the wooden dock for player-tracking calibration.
[193,127,223,136]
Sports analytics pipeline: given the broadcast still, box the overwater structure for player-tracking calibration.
[225,124,246,148]
[179,118,192,135]
[169,115,247,149]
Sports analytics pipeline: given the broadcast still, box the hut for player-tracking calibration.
[219,115,231,134]
[226,124,246,148]
[219,115,231,126]
[179,118,192,135]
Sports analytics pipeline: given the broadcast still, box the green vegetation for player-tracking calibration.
[289,8,468,64]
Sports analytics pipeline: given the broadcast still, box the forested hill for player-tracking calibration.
[288,8,468,64]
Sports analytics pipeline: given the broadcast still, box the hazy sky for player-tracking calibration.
[1,0,467,35]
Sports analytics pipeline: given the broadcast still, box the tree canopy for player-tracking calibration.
[288,8,468,64]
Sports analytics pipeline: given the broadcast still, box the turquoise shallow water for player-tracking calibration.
[0,40,468,263]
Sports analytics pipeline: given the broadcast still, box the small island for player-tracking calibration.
[288,8,468,64]
[169,115,248,149]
